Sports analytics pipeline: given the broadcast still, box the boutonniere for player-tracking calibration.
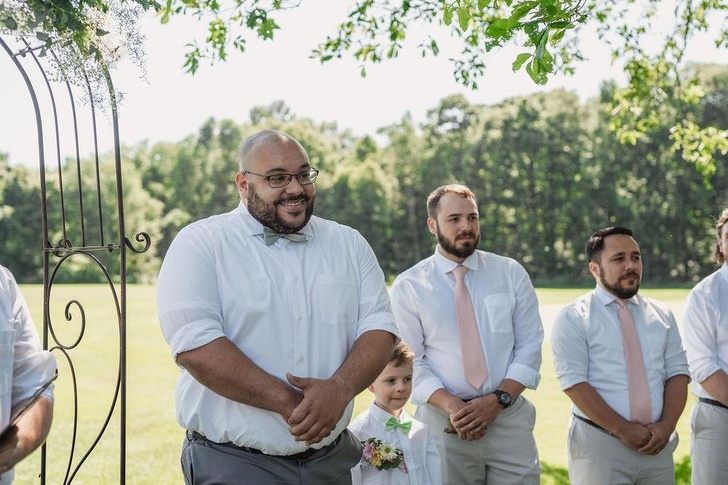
[361,437,408,473]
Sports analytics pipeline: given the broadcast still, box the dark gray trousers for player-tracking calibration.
[181,429,362,484]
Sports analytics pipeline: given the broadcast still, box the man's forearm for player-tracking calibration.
[564,382,631,435]
[0,397,53,472]
[176,337,302,419]
[658,374,689,431]
[331,330,396,401]
[700,369,728,405]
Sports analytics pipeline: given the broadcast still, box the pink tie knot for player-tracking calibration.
[452,265,468,282]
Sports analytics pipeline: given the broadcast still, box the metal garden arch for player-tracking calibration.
[1,33,150,484]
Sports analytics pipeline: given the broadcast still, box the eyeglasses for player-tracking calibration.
[243,168,319,188]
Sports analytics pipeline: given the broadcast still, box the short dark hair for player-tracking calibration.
[390,341,414,367]
[714,208,728,264]
[426,184,476,219]
[585,226,634,262]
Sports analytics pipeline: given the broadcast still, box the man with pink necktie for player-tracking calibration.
[551,226,689,485]
[390,184,543,484]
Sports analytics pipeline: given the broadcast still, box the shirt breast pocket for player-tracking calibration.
[642,315,670,368]
[313,275,357,325]
[483,293,516,334]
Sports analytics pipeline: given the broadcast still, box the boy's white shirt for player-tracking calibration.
[348,401,442,485]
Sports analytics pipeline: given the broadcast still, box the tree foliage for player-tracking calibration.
[5,67,727,284]
[2,0,726,179]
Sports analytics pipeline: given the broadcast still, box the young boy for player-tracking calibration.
[349,342,441,484]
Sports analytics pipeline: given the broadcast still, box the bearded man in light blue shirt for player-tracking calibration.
[551,226,689,485]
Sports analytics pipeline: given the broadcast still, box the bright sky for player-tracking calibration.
[0,1,722,165]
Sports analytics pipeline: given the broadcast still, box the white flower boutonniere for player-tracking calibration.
[360,437,408,473]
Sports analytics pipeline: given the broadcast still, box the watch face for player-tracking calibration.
[496,391,511,406]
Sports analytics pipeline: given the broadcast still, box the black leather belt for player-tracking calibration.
[187,429,343,460]
[572,414,614,436]
[699,397,728,410]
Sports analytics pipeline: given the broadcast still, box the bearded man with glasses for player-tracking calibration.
[157,129,398,484]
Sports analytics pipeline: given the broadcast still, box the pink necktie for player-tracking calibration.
[617,299,652,424]
[452,265,488,389]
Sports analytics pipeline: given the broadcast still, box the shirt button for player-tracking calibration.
[298,356,304,363]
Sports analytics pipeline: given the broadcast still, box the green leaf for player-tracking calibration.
[478,0,491,10]
[512,52,532,70]
[485,19,509,39]
[549,21,570,29]
[2,16,18,30]
[534,28,549,58]
[443,6,453,26]
[457,6,471,31]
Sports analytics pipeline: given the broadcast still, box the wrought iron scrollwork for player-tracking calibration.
[124,232,151,254]
[2,33,151,484]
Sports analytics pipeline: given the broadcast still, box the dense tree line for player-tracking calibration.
[2,66,727,286]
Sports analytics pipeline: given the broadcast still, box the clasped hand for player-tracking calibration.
[285,373,350,446]
[619,421,670,455]
[449,395,500,441]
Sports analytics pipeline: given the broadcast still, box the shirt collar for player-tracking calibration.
[368,401,410,425]
[594,284,637,308]
[720,262,728,283]
[433,246,479,275]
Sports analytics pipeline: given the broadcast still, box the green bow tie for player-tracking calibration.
[262,226,307,246]
[385,416,412,433]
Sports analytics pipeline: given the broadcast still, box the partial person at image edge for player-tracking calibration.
[682,208,728,485]
[0,264,56,485]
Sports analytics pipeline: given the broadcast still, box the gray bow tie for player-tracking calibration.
[263,226,307,246]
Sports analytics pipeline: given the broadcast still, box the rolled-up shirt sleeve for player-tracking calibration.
[505,265,543,389]
[551,304,589,391]
[352,232,399,339]
[157,225,227,359]
[683,288,719,383]
[663,309,690,380]
[390,279,444,405]
[1,266,57,406]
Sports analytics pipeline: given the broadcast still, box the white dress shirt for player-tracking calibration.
[390,248,543,404]
[0,264,56,485]
[349,402,441,485]
[551,285,689,422]
[683,263,728,399]
[157,203,398,455]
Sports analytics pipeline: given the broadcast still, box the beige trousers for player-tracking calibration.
[690,399,728,485]
[416,395,540,485]
[567,415,678,485]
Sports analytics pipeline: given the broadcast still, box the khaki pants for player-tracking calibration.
[690,400,728,485]
[417,395,540,485]
[567,416,677,485]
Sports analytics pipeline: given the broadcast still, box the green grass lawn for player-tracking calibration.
[14,285,694,484]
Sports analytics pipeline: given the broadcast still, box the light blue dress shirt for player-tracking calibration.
[551,285,689,422]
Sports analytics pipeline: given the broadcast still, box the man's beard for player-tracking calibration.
[598,266,641,299]
[247,183,315,234]
[436,225,479,259]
